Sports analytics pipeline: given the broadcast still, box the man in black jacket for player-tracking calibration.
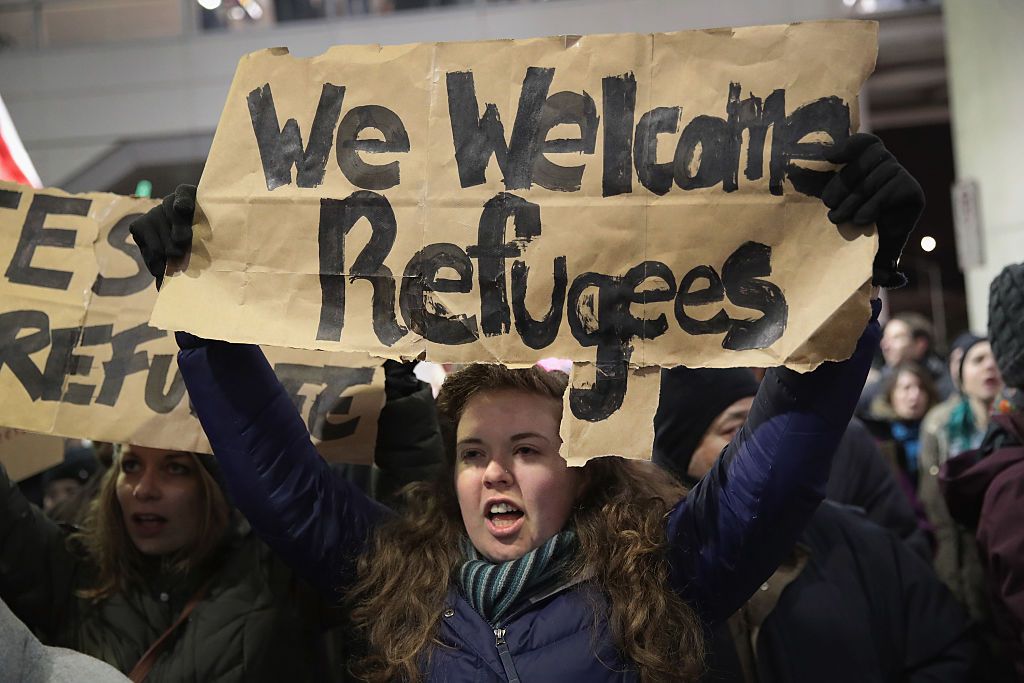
[654,365,974,682]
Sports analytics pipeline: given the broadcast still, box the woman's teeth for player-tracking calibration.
[134,514,166,522]
[488,503,524,529]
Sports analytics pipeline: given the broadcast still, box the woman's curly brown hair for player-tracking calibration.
[346,364,705,682]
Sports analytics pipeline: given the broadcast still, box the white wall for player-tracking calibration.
[944,0,1024,332]
[0,0,847,187]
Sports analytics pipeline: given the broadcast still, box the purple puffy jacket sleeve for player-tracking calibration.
[175,333,389,599]
[667,301,881,624]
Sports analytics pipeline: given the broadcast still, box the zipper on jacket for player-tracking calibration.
[493,628,521,683]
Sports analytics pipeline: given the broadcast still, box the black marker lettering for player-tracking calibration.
[446,67,554,189]
[510,256,566,350]
[0,188,21,210]
[276,363,375,441]
[0,309,47,400]
[335,105,410,191]
[62,324,111,405]
[571,360,632,425]
[634,107,680,196]
[633,261,677,340]
[5,194,90,290]
[674,115,731,191]
[400,243,478,344]
[0,310,74,402]
[247,82,346,190]
[601,73,636,197]
[96,324,165,406]
[773,95,850,197]
[765,91,850,197]
[567,262,674,421]
[674,265,731,335]
[92,213,152,297]
[721,241,788,350]
[144,354,187,414]
[567,271,631,421]
[316,193,406,346]
[725,83,776,188]
[467,193,543,337]
[532,90,598,192]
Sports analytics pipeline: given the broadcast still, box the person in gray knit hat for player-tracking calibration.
[940,261,1024,681]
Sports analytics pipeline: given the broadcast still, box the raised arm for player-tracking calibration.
[665,132,923,623]
[175,333,389,598]
[371,362,445,502]
[132,187,390,597]
[666,304,880,623]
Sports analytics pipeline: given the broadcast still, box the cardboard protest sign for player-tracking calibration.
[151,21,879,461]
[0,182,384,464]
[0,429,64,482]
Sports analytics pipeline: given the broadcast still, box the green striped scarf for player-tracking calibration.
[458,529,577,627]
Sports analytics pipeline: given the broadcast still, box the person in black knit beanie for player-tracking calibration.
[987,262,1024,394]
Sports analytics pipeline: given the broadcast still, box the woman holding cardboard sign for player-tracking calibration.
[132,133,923,682]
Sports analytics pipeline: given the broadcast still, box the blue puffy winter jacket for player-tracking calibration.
[176,305,879,682]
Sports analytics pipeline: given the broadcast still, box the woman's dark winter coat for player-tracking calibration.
[942,411,1024,680]
[174,311,880,681]
[0,466,326,682]
[703,501,973,682]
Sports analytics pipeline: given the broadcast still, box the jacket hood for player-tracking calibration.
[941,413,1024,528]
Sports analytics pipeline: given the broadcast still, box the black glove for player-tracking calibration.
[822,133,925,288]
[383,359,421,401]
[129,184,196,289]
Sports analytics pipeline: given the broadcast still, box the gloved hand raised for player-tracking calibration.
[383,359,421,401]
[822,133,925,288]
[129,184,196,289]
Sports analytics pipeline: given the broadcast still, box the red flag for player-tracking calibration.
[0,92,41,188]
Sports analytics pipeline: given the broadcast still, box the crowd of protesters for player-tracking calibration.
[1,133,1022,683]
[850,270,1023,682]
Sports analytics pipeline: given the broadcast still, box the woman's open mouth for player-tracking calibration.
[131,513,168,537]
[485,502,525,537]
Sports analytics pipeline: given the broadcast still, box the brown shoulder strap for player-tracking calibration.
[128,580,211,682]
